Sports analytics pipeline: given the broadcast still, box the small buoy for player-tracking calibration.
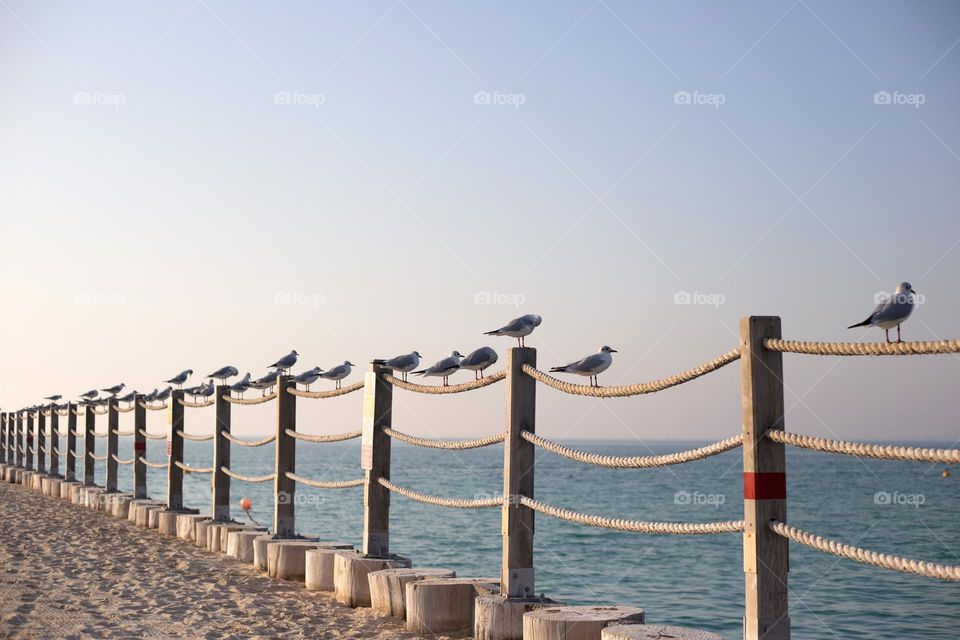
[943,469,951,478]
[240,497,253,510]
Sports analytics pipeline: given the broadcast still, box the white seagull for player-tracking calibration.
[460,347,498,380]
[229,373,252,397]
[155,386,173,402]
[413,351,464,386]
[101,383,125,396]
[44,394,62,402]
[319,361,355,390]
[206,365,239,383]
[165,370,193,389]
[550,346,618,387]
[291,367,323,391]
[268,350,299,373]
[848,281,918,344]
[372,351,421,382]
[79,389,99,400]
[250,370,281,396]
[116,390,138,403]
[484,314,542,347]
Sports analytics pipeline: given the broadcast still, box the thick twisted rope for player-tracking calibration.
[178,398,214,409]
[770,520,960,581]
[521,348,742,398]
[284,429,361,443]
[27,447,36,455]
[40,447,48,454]
[111,454,135,465]
[522,431,743,467]
[174,461,213,474]
[378,477,503,508]
[220,466,275,483]
[221,431,276,447]
[520,496,744,534]
[383,370,506,394]
[283,471,364,488]
[138,429,166,440]
[68,450,79,458]
[139,402,168,411]
[88,452,107,461]
[287,382,365,399]
[764,339,960,356]
[91,406,109,415]
[112,429,135,437]
[176,430,214,442]
[138,457,167,469]
[222,393,277,405]
[116,404,135,414]
[56,409,70,417]
[384,427,505,450]
[69,430,79,437]
[53,448,62,456]
[71,408,81,416]
[92,431,109,438]
[767,430,960,463]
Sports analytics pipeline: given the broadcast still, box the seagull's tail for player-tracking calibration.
[371,359,387,365]
[548,366,567,373]
[411,369,427,376]
[847,319,871,329]
[483,329,501,336]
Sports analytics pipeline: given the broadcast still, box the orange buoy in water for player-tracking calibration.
[240,497,253,510]
[943,469,952,478]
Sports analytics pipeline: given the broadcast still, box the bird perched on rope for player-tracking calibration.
[44,394,62,402]
[165,370,193,389]
[291,367,322,391]
[460,347,498,379]
[250,370,281,396]
[206,365,239,383]
[372,351,421,382]
[155,386,173,402]
[319,362,355,390]
[550,346,618,387]
[484,314,542,347]
[229,373,252,397]
[79,389,98,401]
[116,390,138,403]
[101,383,125,396]
[268,350,299,373]
[848,282,918,344]
[142,388,159,403]
[413,351,464,386]
[183,382,206,396]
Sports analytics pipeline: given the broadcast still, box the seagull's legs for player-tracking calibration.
[442,376,449,387]
[897,324,903,343]
[885,329,891,344]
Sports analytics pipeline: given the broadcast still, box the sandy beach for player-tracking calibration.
[0,480,456,639]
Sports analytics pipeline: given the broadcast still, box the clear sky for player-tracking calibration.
[1,1,958,441]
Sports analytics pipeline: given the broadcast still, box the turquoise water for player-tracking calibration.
[72,435,958,639]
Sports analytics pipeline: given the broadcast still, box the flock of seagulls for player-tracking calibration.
[27,284,920,407]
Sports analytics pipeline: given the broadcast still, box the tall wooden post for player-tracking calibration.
[133,394,147,499]
[50,409,60,477]
[83,406,95,485]
[212,384,231,521]
[501,347,537,598]
[106,397,119,492]
[167,390,185,509]
[274,375,297,537]
[741,316,790,640]
[361,364,393,557]
[16,413,24,467]
[37,411,46,474]
[65,404,77,481]
[26,412,35,470]
[0,413,6,464]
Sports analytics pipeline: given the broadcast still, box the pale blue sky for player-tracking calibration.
[1,1,958,441]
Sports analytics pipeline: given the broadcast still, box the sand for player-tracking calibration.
[0,481,462,639]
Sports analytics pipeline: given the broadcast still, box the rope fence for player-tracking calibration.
[178,398,215,409]
[764,338,960,356]
[222,393,277,405]
[111,454,135,465]
[139,402,168,411]
[138,457,167,469]
[522,431,743,468]
[284,429,361,443]
[383,371,505,394]
[378,477,502,509]
[176,430,214,442]
[138,429,166,440]
[287,382,365,399]
[112,429,135,437]
[221,432,275,447]
[88,452,107,461]
[283,471,364,489]
[384,427,505,450]
[220,467,275,483]
[174,461,213,474]
[116,404,135,413]
[767,430,960,463]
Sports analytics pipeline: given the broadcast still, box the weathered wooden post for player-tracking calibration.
[106,396,119,492]
[133,394,147,499]
[16,413,24,468]
[740,316,790,640]
[26,411,35,470]
[274,375,296,536]
[0,412,6,464]
[50,408,60,477]
[37,410,46,474]
[167,390,185,509]
[65,404,77,481]
[212,384,231,521]
[361,363,392,556]
[83,405,96,485]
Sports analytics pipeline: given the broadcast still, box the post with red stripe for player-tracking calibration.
[133,393,147,499]
[741,316,790,639]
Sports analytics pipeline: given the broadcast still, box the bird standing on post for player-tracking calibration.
[206,365,239,383]
[269,350,299,373]
[847,282,918,344]
[101,383,125,396]
[372,351,421,382]
[484,314,542,347]
[165,370,193,390]
[550,346,618,387]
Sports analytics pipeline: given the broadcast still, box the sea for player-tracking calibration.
[74,436,958,639]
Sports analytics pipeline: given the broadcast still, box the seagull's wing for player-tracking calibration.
[569,353,608,373]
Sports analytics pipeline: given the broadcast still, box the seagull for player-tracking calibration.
[165,369,193,389]
[413,351,464,386]
[155,386,173,402]
[250,370,281,396]
[79,389,99,400]
[196,383,216,401]
[848,282,918,343]
[291,367,323,391]
[142,388,159,402]
[184,382,206,396]
[372,351,421,382]
[319,362,355,390]
[460,347,498,380]
[116,390,138,403]
[484,314,542,347]
[229,373,252,397]
[44,395,62,402]
[101,383,125,396]
[206,365,239,383]
[550,346,618,387]
[268,350,299,373]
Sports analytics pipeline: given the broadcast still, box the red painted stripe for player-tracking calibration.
[134,442,146,452]
[744,472,786,500]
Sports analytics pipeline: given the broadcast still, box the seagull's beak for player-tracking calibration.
[611,349,618,353]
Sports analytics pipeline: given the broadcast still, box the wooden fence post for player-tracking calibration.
[212,384,231,521]
[274,375,297,537]
[37,410,46,474]
[740,316,790,640]
[1,413,6,464]
[66,404,77,481]
[26,412,34,470]
[16,413,24,468]
[106,397,119,492]
[361,363,392,557]
[133,394,147,499]
[50,408,60,477]
[501,347,537,599]
[83,406,95,486]
[167,390,185,509]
